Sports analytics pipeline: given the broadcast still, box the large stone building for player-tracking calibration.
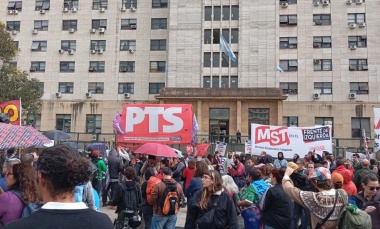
[1,0,379,143]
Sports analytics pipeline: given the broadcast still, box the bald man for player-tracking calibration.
[354,159,376,191]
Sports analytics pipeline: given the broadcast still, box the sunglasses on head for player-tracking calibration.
[367,186,380,191]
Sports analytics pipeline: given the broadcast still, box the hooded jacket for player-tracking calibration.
[107,149,120,179]
[150,178,183,216]
[273,152,288,168]
[333,165,357,195]
[109,180,142,214]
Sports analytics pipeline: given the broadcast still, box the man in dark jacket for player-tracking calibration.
[311,150,323,164]
[141,168,155,229]
[103,149,120,206]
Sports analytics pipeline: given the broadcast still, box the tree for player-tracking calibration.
[0,22,43,120]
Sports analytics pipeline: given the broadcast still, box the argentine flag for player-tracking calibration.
[276,66,284,73]
[220,34,236,62]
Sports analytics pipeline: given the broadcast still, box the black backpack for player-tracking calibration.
[122,183,141,212]
[90,160,99,182]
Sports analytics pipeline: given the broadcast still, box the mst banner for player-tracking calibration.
[0,100,21,125]
[117,104,193,144]
[251,124,332,158]
[374,108,380,151]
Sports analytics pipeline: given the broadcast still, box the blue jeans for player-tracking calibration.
[151,215,177,229]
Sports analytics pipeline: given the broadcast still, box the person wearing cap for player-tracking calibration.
[129,155,142,178]
[282,166,348,229]
[332,159,357,195]
[90,150,107,196]
[331,173,344,190]
[140,155,158,178]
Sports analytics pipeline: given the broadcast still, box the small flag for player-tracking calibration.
[113,112,125,136]
[276,66,284,73]
[191,114,199,145]
[220,34,236,62]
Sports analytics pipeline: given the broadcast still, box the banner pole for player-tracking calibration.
[19,97,22,126]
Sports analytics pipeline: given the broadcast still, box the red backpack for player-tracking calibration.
[146,176,161,205]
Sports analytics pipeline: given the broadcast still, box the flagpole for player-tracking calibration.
[19,97,22,126]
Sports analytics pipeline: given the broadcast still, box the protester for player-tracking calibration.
[296,158,307,175]
[256,163,273,188]
[151,167,183,229]
[354,159,376,191]
[331,172,344,190]
[306,162,314,177]
[283,167,347,228]
[246,157,255,175]
[5,144,113,229]
[238,168,269,229]
[310,150,323,164]
[185,161,208,207]
[19,153,34,166]
[129,155,142,178]
[140,155,158,178]
[90,150,107,197]
[0,159,21,192]
[182,160,195,190]
[211,152,222,173]
[228,154,246,190]
[141,168,156,229]
[352,153,362,172]
[273,152,288,168]
[185,170,237,229]
[292,154,300,163]
[222,174,239,206]
[102,149,120,206]
[333,158,357,195]
[261,168,292,229]
[258,151,273,165]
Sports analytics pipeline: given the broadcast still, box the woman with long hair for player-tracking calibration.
[222,175,239,199]
[185,170,237,229]
[184,161,208,207]
[0,162,39,226]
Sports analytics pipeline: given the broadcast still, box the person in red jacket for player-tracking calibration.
[182,160,195,189]
[228,155,246,190]
[332,158,357,195]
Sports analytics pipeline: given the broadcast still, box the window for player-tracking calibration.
[205,6,212,21]
[213,53,220,67]
[92,0,107,9]
[212,76,219,88]
[90,40,106,51]
[121,19,137,30]
[279,60,298,71]
[203,76,210,88]
[124,0,137,8]
[120,40,136,51]
[150,39,166,51]
[283,117,298,127]
[214,6,221,20]
[13,41,19,49]
[118,83,134,94]
[349,59,368,71]
[60,62,75,72]
[31,41,47,51]
[58,82,74,93]
[34,20,48,31]
[92,19,107,29]
[280,82,298,94]
[280,37,297,49]
[280,0,297,4]
[88,82,104,94]
[222,29,229,43]
[313,14,331,26]
[27,114,41,130]
[89,61,105,72]
[61,40,76,51]
[348,13,365,24]
[151,18,167,30]
[230,76,238,88]
[56,114,71,132]
[7,1,22,11]
[204,29,212,44]
[213,29,220,44]
[86,115,102,133]
[222,6,230,20]
[315,117,333,136]
[35,0,50,10]
[31,62,45,72]
[280,15,297,26]
[231,53,238,68]
[348,36,367,48]
[351,118,370,138]
[352,0,365,2]
[314,82,332,94]
[119,61,135,72]
[63,0,79,9]
[62,20,77,30]
[249,108,269,125]
[350,82,369,94]
[314,59,332,71]
[204,53,211,67]
[150,61,166,72]
[149,83,165,94]
[313,36,332,48]
[231,5,239,20]
[6,21,20,31]
[152,0,167,8]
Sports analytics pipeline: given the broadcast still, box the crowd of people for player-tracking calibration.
[0,145,380,229]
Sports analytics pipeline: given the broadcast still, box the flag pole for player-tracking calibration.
[19,97,22,126]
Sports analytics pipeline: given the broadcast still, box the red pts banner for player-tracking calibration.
[117,104,193,144]
[0,100,21,125]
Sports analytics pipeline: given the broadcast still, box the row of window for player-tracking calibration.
[281,0,365,5]
[28,61,166,73]
[204,52,239,68]
[204,5,239,21]
[280,36,367,49]
[203,76,238,89]
[280,13,365,26]
[280,82,369,95]
[56,82,165,94]
[6,18,167,31]
[7,0,167,11]
[204,29,239,44]
[55,114,103,133]
[278,59,368,71]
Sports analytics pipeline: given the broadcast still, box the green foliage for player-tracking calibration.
[0,22,18,63]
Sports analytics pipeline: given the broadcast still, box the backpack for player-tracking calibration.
[122,183,141,212]
[10,190,43,218]
[337,192,372,229]
[90,161,99,182]
[158,182,179,215]
[146,176,161,205]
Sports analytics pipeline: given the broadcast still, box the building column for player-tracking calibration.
[277,100,283,126]
[236,100,242,134]
[197,100,202,134]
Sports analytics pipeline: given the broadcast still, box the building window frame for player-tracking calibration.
[283,117,298,127]
[92,0,108,10]
[34,20,48,31]
[63,0,79,9]
[61,40,76,51]
[249,108,270,125]
[313,59,332,71]
[314,82,332,94]
[348,13,365,24]
[150,61,166,73]
[280,37,297,49]
[280,82,298,94]
[7,1,22,11]
[152,0,167,8]
[89,61,105,72]
[118,83,134,94]
[313,36,332,48]
[279,15,297,26]
[149,83,165,94]
[123,0,137,8]
[35,0,50,11]
[58,82,74,93]
[349,59,368,71]
[119,61,135,72]
[351,118,370,138]
[313,14,331,26]
[31,61,46,72]
[86,115,102,133]
[151,18,167,30]
[88,82,104,94]
[56,114,71,132]
[90,40,106,51]
[62,20,77,31]
[348,36,367,48]
[350,82,369,94]
[150,39,166,51]
[120,40,136,51]
[6,21,20,31]
[121,19,137,30]
[59,61,75,72]
[31,41,47,52]
[92,19,107,29]
[315,117,334,136]
[279,60,298,71]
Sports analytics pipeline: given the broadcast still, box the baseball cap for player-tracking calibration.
[309,167,331,181]
[331,173,344,184]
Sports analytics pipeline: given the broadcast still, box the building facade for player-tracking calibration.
[1,0,379,143]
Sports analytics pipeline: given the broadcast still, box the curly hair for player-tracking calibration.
[37,144,91,199]
[124,167,137,180]
[199,170,222,210]
[11,163,39,205]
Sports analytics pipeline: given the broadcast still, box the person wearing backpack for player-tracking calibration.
[109,167,142,228]
[141,168,156,229]
[172,156,187,207]
[90,150,107,197]
[0,163,40,226]
[151,167,183,229]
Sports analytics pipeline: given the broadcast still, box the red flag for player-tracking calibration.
[0,100,21,125]
[195,144,210,157]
